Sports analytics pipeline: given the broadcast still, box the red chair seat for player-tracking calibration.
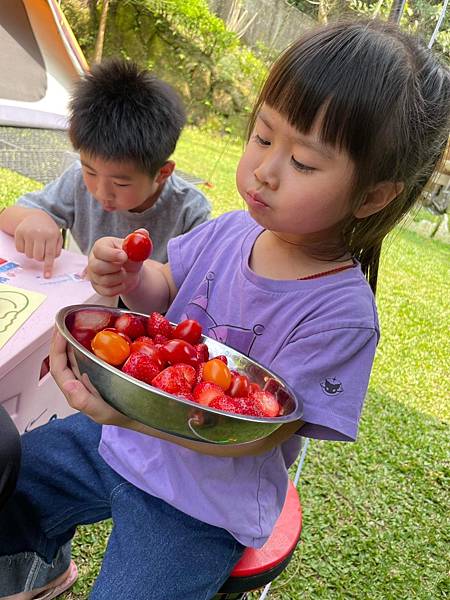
[215,480,302,597]
[231,480,302,578]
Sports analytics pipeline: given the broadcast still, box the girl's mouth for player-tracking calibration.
[246,191,268,208]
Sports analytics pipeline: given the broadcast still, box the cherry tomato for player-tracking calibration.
[122,231,153,262]
[202,358,232,391]
[227,374,250,398]
[173,319,202,344]
[103,327,132,344]
[91,330,130,366]
[160,339,198,367]
[130,340,165,369]
[114,314,146,339]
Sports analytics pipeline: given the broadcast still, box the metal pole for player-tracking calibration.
[428,0,449,48]
[389,0,407,22]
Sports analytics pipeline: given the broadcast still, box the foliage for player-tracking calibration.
[287,0,450,63]
[60,0,267,136]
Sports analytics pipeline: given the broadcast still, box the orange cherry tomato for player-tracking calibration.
[91,330,131,366]
[202,358,232,391]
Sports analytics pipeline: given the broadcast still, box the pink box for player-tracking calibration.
[0,231,116,433]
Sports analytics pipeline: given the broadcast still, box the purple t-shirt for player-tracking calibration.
[99,211,379,547]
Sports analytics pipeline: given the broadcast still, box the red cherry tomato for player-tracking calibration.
[160,339,198,367]
[202,358,232,391]
[122,231,153,262]
[91,330,130,366]
[130,340,165,369]
[227,374,250,398]
[173,319,202,344]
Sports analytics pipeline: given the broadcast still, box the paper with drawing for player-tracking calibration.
[0,284,46,349]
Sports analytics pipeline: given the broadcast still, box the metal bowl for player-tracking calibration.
[56,304,303,445]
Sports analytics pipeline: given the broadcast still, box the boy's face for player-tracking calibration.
[80,153,172,213]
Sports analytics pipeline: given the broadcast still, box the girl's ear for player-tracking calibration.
[354,181,404,219]
[155,160,175,184]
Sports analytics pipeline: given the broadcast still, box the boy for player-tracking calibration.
[0,59,210,277]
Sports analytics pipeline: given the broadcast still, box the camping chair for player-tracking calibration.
[213,437,310,600]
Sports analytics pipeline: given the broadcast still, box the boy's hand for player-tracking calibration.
[88,235,144,297]
[14,211,63,278]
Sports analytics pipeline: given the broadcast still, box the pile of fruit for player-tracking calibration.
[68,309,282,418]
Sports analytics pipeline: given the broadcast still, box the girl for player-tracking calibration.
[1,19,448,600]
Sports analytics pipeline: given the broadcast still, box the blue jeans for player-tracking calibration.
[0,414,244,599]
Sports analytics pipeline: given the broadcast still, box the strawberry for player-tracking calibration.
[215,355,228,364]
[195,343,209,363]
[250,390,280,417]
[153,334,169,345]
[147,312,173,339]
[134,335,154,345]
[208,396,240,413]
[122,353,161,385]
[151,366,191,395]
[193,382,225,406]
[114,314,146,340]
[103,328,132,344]
[232,397,264,417]
[73,309,113,332]
[172,363,197,388]
[196,362,205,384]
[178,391,195,403]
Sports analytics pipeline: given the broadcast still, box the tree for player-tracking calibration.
[93,0,111,63]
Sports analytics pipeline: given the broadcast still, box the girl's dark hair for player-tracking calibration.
[248,19,450,293]
[68,58,186,176]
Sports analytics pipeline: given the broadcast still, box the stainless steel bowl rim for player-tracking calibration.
[56,304,303,424]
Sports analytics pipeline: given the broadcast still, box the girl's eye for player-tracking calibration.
[85,171,96,177]
[254,133,271,146]
[291,157,315,173]
[114,182,130,187]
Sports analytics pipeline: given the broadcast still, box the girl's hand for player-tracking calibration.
[50,328,133,426]
[50,329,303,456]
[15,211,63,278]
[87,235,144,297]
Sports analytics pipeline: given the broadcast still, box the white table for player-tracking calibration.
[0,231,115,433]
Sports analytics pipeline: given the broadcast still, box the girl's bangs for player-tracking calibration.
[258,27,395,164]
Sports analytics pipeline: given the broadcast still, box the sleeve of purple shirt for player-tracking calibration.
[272,325,378,441]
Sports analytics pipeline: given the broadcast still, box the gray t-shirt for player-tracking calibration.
[17,161,211,263]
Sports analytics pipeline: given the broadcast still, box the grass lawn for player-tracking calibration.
[1,128,448,599]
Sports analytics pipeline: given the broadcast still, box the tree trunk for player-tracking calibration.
[93,0,111,64]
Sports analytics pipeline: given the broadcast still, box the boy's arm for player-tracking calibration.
[0,205,51,236]
[0,205,63,277]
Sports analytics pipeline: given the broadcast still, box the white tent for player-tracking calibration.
[0,0,87,130]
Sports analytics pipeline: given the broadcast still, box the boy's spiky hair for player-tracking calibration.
[68,58,186,176]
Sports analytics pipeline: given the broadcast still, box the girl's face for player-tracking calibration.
[236,104,356,243]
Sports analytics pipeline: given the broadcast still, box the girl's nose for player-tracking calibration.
[253,155,280,190]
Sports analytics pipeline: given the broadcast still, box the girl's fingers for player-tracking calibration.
[91,237,128,263]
